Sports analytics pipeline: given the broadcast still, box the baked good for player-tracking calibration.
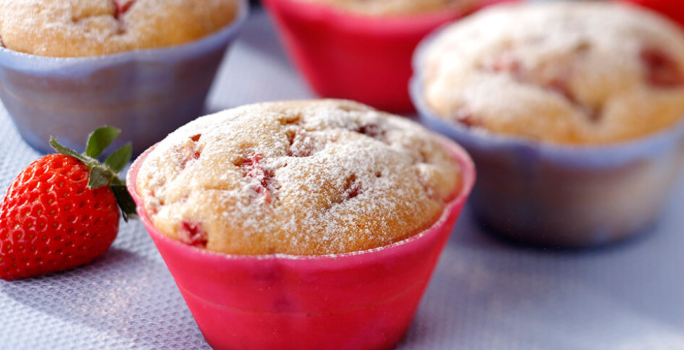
[135,99,462,255]
[127,100,475,350]
[293,0,478,16]
[421,2,684,144]
[0,0,239,57]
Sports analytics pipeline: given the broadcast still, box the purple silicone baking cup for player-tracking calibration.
[0,0,248,156]
[410,26,684,247]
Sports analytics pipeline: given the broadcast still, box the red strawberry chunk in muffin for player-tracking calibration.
[113,0,135,20]
[241,155,275,204]
[452,106,480,127]
[354,123,386,140]
[180,221,207,248]
[484,50,526,82]
[640,47,684,88]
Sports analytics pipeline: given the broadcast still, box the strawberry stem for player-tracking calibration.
[49,126,137,222]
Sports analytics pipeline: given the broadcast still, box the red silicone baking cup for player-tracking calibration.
[261,0,517,113]
[619,0,684,28]
[127,138,475,350]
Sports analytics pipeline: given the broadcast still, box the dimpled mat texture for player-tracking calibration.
[2,8,684,350]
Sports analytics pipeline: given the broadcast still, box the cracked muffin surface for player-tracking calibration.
[136,100,462,256]
[293,0,478,16]
[421,2,684,144]
[0,0,238,57]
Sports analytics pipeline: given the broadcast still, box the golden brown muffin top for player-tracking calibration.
[421,2,684,144]
[0,0,239,57]
[293,0,478,16]
[136,100,462,256]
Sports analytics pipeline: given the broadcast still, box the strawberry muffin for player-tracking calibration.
[135,99,462,255]
[292,0,479,16]
[129,100,475,349]
[412,2,684,246]
[420,1,684,144]
[0,0,239,57]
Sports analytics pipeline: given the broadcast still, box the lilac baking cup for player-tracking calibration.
[0,0,248,155]
[410,28,684,247]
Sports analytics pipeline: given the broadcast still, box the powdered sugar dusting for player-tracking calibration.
[136,100,461,256]
[0,0,239,57]
[422,2,684,144]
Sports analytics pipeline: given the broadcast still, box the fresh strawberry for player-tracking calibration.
[0,126,136,280]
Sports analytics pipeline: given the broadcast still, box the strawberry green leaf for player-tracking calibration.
[86,126,121,159]
[50,137,98,167]
[105,143,132,174]
[111,184,137,222]
[88,165,114,189]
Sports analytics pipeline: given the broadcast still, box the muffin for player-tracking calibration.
[0,0,239,57]
[262,0,517,113]
[412,2,684,247]
[0,0,247,156]
[136,99,462,255]
[128,100,476,350]
[422,1,684,144]
[292,0,479,16]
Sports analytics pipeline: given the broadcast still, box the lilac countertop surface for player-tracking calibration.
[1,8,683,350]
